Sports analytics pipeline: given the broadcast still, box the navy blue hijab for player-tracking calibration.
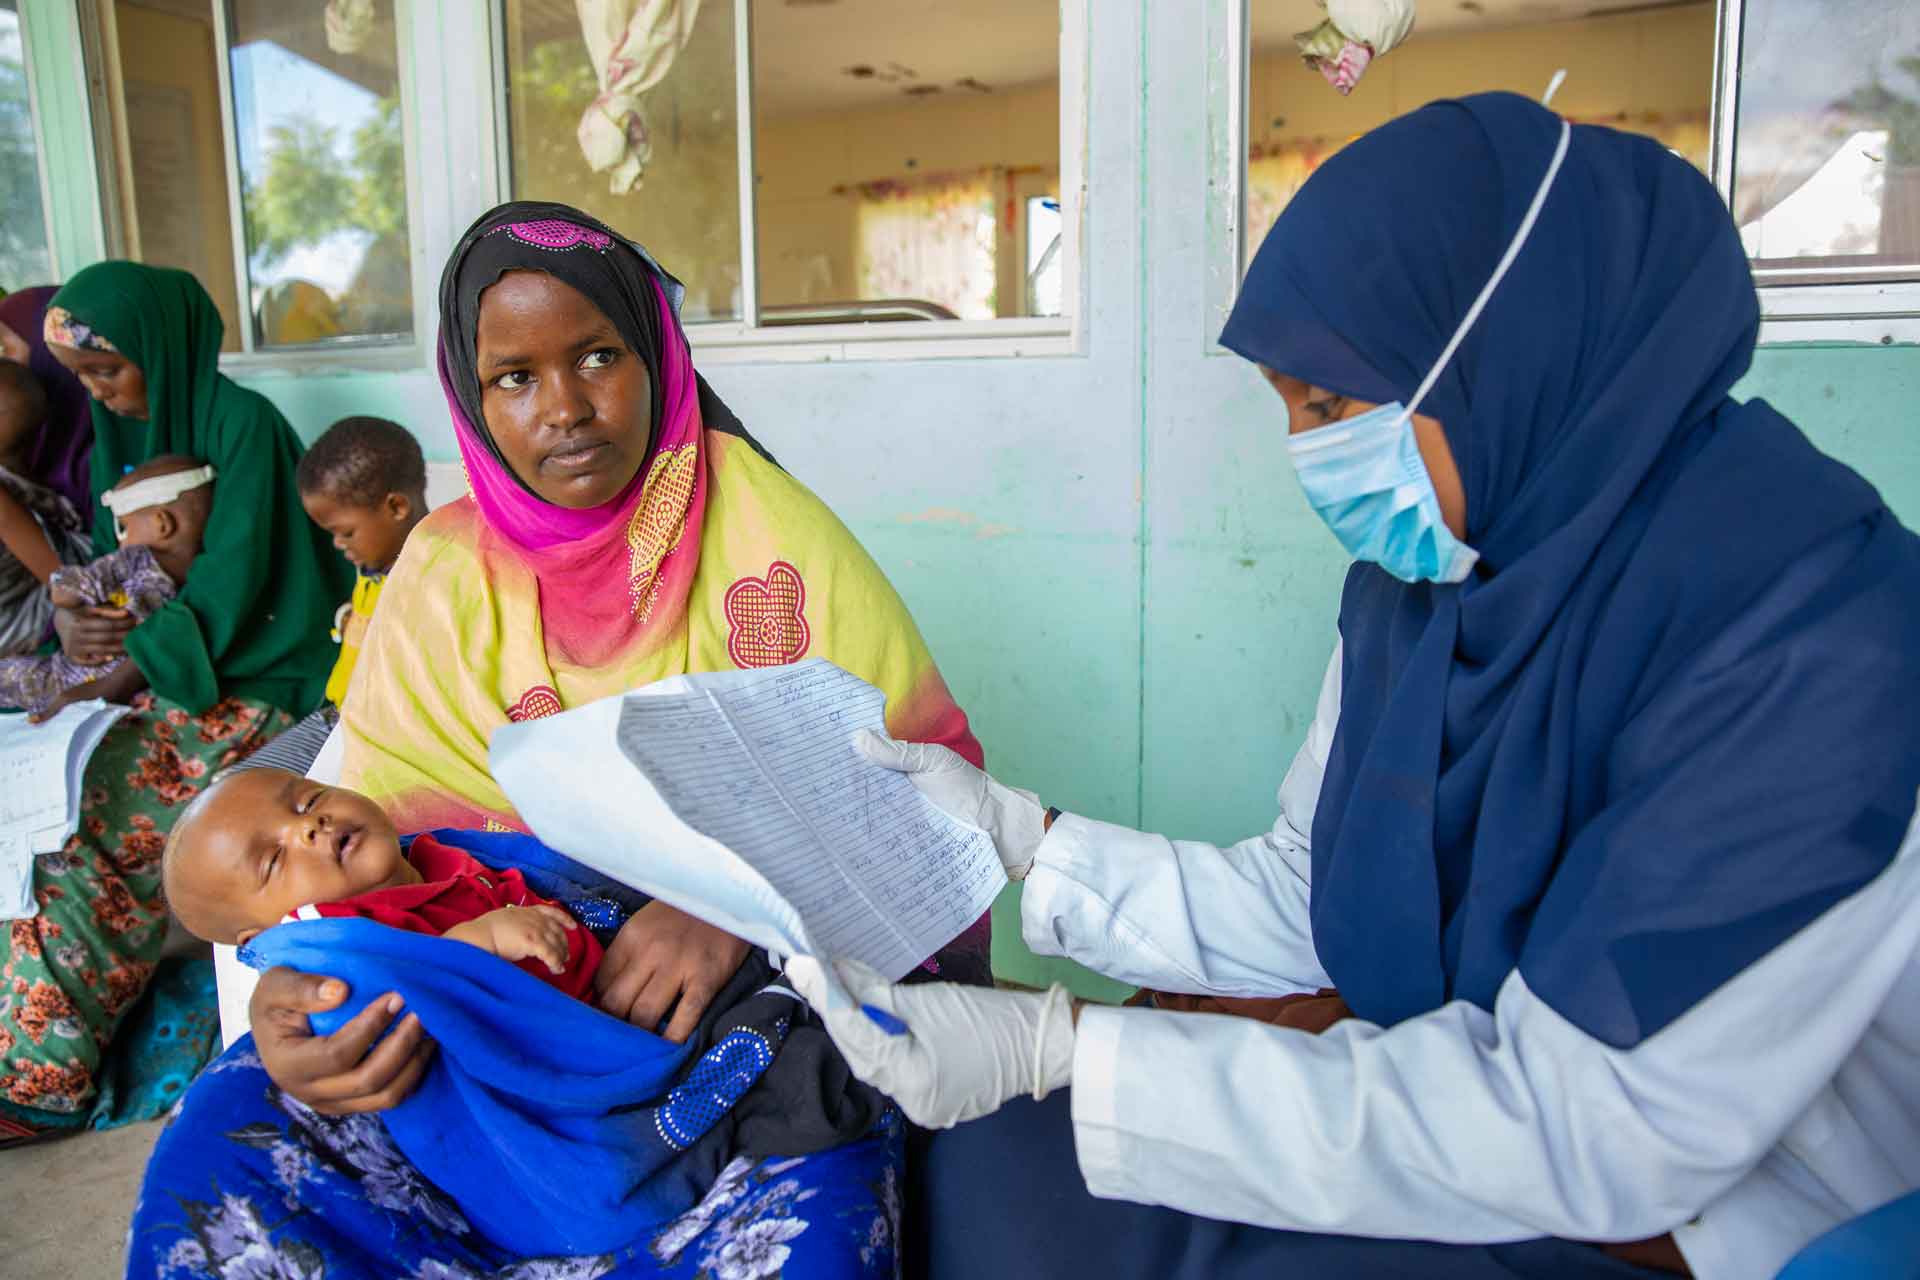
[1222,93,1920,1048]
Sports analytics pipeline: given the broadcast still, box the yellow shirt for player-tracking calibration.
[324,571,386,706]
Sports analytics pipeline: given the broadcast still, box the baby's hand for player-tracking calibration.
[442,904,576,975]
[30,682,99,724]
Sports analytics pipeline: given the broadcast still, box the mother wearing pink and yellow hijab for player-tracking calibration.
[249,202,987,1113]
[343,206,980,827]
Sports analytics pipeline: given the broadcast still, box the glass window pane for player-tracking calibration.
[1732,0,1920,280]
[0,0,52,289]
[227,0,414,346]
[503,0,742,323]
[1025,194,1062,318]
[751,0,1062,325]
[1245,2,1715,255]
[100,0,244,350]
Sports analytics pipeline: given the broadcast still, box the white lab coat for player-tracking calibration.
[1024,646,1920,1280]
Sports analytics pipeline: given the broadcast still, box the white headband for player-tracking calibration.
[102,465,217,518]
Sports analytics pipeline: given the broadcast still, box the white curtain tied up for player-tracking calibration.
[324,0,374,55]
[575,0,704,194]
[1295,0,1416,95]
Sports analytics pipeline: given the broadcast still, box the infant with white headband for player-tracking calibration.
[0,454,214,719]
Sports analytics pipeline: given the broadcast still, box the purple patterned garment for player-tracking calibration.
[0,544,177,715]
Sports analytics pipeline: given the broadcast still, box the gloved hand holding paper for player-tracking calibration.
[490,658,1006,981]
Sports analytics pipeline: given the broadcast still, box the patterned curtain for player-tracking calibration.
[850,170,999,320]
[1245,113,1715,254]
[1246,139,1340,254]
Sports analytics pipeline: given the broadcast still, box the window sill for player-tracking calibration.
[218,343,426,377]
[686,317,1078,364]
[1756,282,1920,346]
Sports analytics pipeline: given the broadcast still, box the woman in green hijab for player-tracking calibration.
[41,262,349,709]
[0,263,350,1140]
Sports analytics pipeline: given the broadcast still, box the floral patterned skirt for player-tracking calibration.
[130,1038,905,1280]
[0,694,292,1133]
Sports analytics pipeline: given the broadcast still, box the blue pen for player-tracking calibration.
[861,1003,909,1036]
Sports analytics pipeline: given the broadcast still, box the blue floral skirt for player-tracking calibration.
[128,1037,904,1280]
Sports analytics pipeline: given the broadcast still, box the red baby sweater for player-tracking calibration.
[283,832,603,999]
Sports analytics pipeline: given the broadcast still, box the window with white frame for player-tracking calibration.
[1223,0,1920,340]
[1238,0,1715,261]
[0,0,53,288]
[498,0,1072,340]
[1717,0,1920,329]
[82,0,415,354]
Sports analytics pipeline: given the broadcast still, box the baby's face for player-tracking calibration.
[116,495,211,556]
[174,768,414,942]
[115,504,168,551]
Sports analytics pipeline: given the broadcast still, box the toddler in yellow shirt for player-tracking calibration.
[296,416,428,705]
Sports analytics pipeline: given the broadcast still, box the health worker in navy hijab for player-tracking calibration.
[787,92,1920,1280]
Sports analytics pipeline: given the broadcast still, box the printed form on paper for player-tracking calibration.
[0,700,131,918]
[491,658,1005,981]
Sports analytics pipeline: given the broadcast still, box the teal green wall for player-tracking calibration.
[19,3,1920,1000]
[1740,346,1920,529]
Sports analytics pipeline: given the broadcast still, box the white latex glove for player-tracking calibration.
[787,956,1075,1130]
[854,729,1048,879]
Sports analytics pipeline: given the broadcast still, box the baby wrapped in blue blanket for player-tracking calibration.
[162,768,883,1256]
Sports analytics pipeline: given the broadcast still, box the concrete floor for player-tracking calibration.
[0,1119,162,1278]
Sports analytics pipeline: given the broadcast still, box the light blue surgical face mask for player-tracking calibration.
[1283,117,1571,586]
[1286,405,1480,583]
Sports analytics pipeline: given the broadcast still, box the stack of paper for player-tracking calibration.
[492,659,1005,981]
[0,700,130,918]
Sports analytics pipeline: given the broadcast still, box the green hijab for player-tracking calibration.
[50,262,351,715]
